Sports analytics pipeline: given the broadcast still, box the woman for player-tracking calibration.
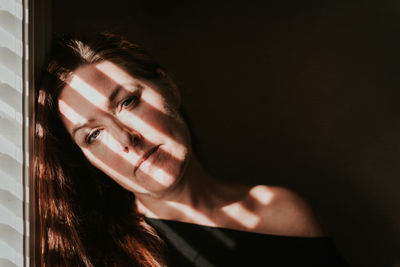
[36,32,347,266]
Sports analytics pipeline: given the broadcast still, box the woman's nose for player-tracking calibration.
[113,118,142,152]
[123,131,141,152]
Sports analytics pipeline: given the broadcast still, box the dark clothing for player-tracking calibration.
[145,217,348,267]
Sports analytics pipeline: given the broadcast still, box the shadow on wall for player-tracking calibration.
[52,0,400,266]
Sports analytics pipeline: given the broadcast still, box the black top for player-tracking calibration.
[145,217,348,267]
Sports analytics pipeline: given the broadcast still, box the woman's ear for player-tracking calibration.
[156,68,181,108]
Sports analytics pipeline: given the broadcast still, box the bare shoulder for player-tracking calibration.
[244,185,325,237]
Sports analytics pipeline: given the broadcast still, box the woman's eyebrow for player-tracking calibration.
[72,119,96,138]
[71,84,132,138]
[108,83,142,110]
[72,123,88,138]
[108,85,123,106]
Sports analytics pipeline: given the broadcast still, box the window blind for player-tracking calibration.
[0,0,29,266]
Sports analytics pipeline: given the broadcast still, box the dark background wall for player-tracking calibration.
[52,1,400,266]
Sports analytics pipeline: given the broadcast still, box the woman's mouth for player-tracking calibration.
[134,145,161,174]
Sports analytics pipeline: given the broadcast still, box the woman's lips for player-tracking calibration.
[134,145,161,174]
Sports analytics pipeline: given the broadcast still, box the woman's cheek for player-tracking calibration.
[81,148,102,169]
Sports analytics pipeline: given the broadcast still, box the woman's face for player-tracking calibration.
[57,60,191,196]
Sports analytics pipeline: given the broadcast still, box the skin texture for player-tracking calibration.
[58,61,191,196]
[58,60,324,237]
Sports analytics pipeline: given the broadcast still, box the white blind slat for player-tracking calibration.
[0,258,19,267]
[0,0,23,20]
[0,64,22,92]
[0,0,27,265]
[0,83,22,112]
[0,47,23,75]
[0,28,22,56]
[0,170,23,200]
[0,205,23,233]
[0,10,22,38]
[0,115,23,146]
[0,240,23,266]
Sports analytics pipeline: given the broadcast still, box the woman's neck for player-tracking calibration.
[135,154,224,225]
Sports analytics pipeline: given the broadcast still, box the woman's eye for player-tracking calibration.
[120,95,139,110]
[86,129,101,144]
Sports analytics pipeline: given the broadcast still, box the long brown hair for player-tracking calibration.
[35,32,167,266]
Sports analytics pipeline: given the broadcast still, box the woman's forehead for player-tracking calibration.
[59,61,142,112]
[58,85,102,135]
[57,60,171,135]
[95,61,135,85]
[68,61,136,95]
[56,62,124,133]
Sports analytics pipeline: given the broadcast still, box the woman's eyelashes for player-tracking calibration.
[118,94,140,112]
[84,93,141,145]
[86,128,102,144]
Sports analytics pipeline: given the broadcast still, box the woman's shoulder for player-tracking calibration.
[240,184,325,237]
